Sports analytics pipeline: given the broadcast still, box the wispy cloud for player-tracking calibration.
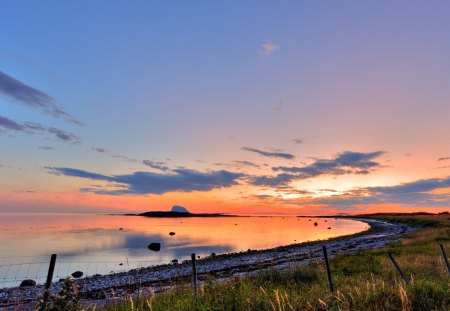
[292,138,303,144]
[242,147,295,160]
[438,156,450,162]
[48,127,80,143]
[92,147,137,163]
[13,189,36,194]
[0,70,82,125]
[0,114,81,143]
[47,167,244,195]
[142,160,170,172]
[92,147,107,153]
[261,41,279,55]
[232,160,260,168]
[38,146,54,151]
[213,160,261,169]
[253,194,275,200]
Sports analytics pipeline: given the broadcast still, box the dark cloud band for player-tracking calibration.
[249,151,385,187]
[0,70,82,125]
[47,167,244,195]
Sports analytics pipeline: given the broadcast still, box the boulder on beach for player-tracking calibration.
[19,279,36,287]
[148,242,161,251]
[171,205,189,213]
[71,271,83,278]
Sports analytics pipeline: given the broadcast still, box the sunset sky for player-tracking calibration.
[1,1,450,214]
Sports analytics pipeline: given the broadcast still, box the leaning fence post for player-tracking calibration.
[191,253,198,299]
[322,245,334,292]
[43,254,57,304]
[438,244,450,276]
[388,253,409,284]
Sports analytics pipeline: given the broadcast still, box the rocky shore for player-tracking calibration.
[0,218,413,309]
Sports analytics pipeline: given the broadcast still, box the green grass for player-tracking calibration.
[60,214,450,310]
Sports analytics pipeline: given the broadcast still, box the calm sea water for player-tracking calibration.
[0,213,369,287]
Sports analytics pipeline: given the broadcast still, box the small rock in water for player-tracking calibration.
[20,279,36,287]
[169,232,176,236]
[71,271,83,278]
[119,228,123,230]
[148,242,161,251]
[171,259,178,264]
[309,219,311,221]
[119,263,123,265]
[211,252,216,258]
[324,220,327,222]
[327,227,332,230]
[314,222,318,226]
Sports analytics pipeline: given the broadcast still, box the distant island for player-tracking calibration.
[135,205,232,218]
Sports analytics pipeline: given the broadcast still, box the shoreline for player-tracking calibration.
[0,218,413,308]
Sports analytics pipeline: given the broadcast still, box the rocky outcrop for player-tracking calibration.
[171,206,189,213]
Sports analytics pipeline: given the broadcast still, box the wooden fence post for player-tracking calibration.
[191,253,198,299]
[43,254,57,304]
[388,253,409,284]
[438,244,450,276]
[322,246,334,292]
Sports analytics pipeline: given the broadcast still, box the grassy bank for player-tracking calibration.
[67,214,450,310]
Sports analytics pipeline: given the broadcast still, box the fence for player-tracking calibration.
[0,243,449,307]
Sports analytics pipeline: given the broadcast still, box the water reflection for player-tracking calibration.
[0,213,369,267]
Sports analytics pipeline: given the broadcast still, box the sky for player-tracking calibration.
[1,1,450,214]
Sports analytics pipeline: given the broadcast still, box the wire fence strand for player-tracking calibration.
[0,259,169,289]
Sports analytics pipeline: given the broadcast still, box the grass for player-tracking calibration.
[64,214,450,310]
